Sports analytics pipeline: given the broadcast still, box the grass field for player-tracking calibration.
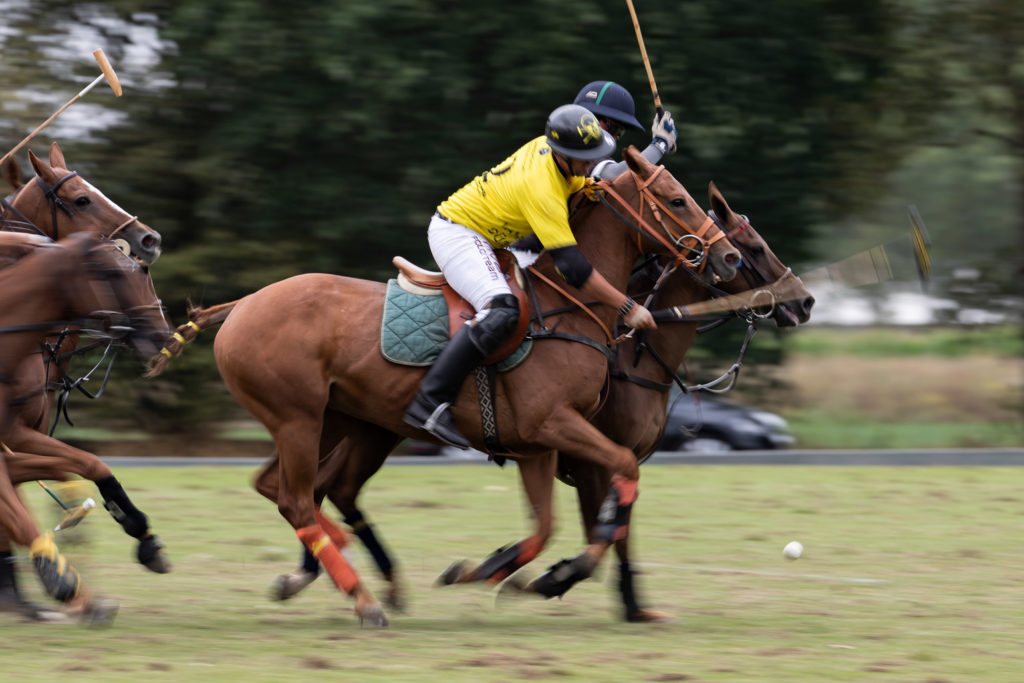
[4,463,1024,681]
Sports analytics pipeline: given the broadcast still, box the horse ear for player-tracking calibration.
[28,149,57,184]
[623,145,652,176]
[48,142,67,170]
[1,157,23,192]
[708,181,732,220]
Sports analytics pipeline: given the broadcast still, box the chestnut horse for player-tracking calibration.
[148,147,741,625]
[539,182,815,620]
[271,182,815,621]
[0,144,170,621]
[0,233,170,621]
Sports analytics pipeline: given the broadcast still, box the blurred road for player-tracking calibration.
[100,448,1024,467]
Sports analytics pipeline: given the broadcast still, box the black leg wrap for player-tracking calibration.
[474,543,523,583]
[594,483,634,544]
[530,552,596,599]
[0,550,16,593]
[300,546,321,575]
[618,559,642,619]
[346,512,395,578]
[97,476,149,539]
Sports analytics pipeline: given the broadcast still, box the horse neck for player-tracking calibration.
[0,246,75,367]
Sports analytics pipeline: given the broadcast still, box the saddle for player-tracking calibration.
[391,250,530,365]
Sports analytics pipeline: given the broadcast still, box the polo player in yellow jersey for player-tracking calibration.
[403,104,657,450]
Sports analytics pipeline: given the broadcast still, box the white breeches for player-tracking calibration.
[427,214,511,313]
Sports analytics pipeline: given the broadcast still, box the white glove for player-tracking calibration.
[651,110,677,155]
[622,300,656,329]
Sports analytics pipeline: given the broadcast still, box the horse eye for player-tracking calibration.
[74,196,91,207]
[670,198,687,208]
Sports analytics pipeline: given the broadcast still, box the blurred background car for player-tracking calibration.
[658,392,795,452]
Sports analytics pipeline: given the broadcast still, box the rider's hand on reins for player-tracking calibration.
[620,299,656,330]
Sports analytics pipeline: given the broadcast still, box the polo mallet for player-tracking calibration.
[0,442,96,531]
[0,48,122,167]
[625,0,664,117]
[36,479,96,532]
[907,204,933,292]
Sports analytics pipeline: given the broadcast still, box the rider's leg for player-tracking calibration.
[403,216,519,449]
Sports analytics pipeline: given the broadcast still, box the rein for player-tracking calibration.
[594,168,727,272]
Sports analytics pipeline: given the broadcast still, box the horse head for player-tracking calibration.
[12,142,164,265]
[708,182,814,326]
[618,147,740,284]
[64,233,171,362]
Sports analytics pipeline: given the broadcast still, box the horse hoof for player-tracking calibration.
[627,608,675,624]
[436,560,468,586]
[270,570,318,601]
[384,586,408,614]
[357,605,389,628]
[137,536,172,574]
[495,574,535,601]
[76,597,119,627]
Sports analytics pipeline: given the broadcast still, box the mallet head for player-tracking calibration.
[92,49,122,97]
[55,497,96,532]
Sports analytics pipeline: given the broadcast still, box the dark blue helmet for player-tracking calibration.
[573,81,645,131]
[544,104,616,161]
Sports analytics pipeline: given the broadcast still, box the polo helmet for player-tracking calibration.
[573,80,645,131]
[544,104,616,161]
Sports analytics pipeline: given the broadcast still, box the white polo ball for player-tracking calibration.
[783,541,803,560]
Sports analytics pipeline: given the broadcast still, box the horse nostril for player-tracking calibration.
[803,296,816,313]
[724,252,740,265]
[142,235,159,249]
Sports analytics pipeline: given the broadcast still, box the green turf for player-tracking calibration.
[5,464,1024,681]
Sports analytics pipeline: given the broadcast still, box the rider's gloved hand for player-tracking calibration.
[621,299,656,330]
[651,110,677,155]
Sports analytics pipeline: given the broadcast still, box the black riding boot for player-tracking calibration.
[403,326,485,450]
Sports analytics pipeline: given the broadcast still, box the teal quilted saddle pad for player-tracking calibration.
[380,279,530,370]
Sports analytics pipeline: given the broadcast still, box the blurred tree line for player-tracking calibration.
[1,0,1020,434]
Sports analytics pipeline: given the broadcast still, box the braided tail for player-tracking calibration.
[145,299,242,378]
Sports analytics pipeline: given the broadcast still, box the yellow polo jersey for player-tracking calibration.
[437,136,587,249]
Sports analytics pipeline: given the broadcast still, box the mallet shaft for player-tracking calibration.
[624,0,663,116]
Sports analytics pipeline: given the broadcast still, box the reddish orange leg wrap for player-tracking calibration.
[296,524,359,594]
[611,474,638,505]
[314,508,349,549]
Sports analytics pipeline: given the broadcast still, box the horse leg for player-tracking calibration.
[3,427,169,573]
[256,418,386,627]
[270,416,404,610]
[321,420,404,611]
[562,455,671,622]
[515,406,641,602]
[440,451,555,587]
[0,452,115,624]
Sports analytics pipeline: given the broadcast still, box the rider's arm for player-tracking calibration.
[591,110,677,180]
[591,141,666,180]
[549,245,655,329]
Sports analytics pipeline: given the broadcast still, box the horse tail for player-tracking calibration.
[144,298,243,378]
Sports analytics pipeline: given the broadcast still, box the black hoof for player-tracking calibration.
[137,535,172,574]
[79,597,119,627]
[435,560,468,586]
